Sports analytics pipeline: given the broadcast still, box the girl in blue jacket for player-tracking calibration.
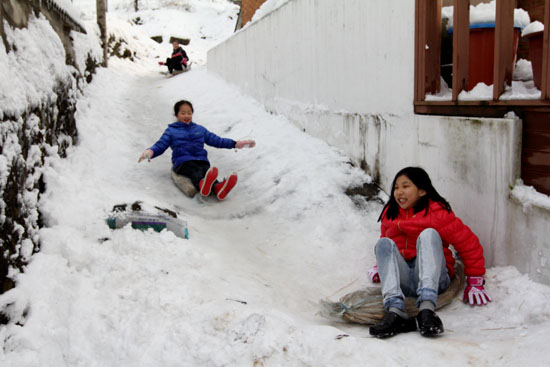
[139,100,255,200]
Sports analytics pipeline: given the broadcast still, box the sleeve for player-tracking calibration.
[171,48,183,63]
[379,207,388,238]
[380,219,387,238]
[431,210,486,276]
[149,129,172,158]
[204,129,236,149]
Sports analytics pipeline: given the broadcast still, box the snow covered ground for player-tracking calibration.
[1,1,550,366]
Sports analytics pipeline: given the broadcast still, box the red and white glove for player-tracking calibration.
[235,139,256,149]
[368,264,380,283]
[138,149,154,163]
[463,276,492,306]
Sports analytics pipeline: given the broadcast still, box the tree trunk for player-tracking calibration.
[97,0,108,67]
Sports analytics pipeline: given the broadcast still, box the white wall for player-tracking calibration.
[210,0,414,116]
[506,197,550,285]
[208,0,550,284]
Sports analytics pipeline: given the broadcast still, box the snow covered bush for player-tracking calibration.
[0,1,101,298]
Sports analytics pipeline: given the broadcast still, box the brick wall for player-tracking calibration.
[241,0,267,26]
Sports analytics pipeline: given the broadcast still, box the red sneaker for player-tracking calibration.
[199,167,218,196]
[214,172,238,200]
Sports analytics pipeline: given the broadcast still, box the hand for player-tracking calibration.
[463,276,492,306]
[235,139,256,149]
[158,61,164,65]
[368,264,380,283]
[138,149,153,163]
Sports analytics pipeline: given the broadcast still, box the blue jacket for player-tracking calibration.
[149,121,236,169]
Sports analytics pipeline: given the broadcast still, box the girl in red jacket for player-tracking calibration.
[368,167,491,339]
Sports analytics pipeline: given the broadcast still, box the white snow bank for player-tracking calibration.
[0,14,72,118]
[250,0,291,24]
[522,20,544,37]
[511,180,550,212]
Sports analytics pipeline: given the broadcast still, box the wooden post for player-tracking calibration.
[97,0,108,67]
[493,0,514,100]
[414,0,425,101]
[414,0,441,101]
[541,0,550,99]
[452,0,469,101]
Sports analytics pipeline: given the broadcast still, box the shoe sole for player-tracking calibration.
[369,321,417,339]
[216,172,238,200]
[419,325,444,337]
[200,167,218,196]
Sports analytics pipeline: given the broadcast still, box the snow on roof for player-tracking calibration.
[444,0,530,30]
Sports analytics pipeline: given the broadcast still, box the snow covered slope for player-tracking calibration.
[1,1,550,366]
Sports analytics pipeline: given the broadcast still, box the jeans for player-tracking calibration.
[165,57,183,73]
[374,228,451,312]
[174,160,218,190]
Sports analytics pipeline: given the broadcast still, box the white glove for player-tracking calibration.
[138,149,153,163]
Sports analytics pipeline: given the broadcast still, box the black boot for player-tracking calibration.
[416,309,444,336]
[369,311,417,339]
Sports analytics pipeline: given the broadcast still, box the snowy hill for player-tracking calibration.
[1,1,550,366]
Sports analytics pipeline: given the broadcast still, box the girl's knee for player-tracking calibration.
[419,228,441,241]
[420,228,438,236]
[375,237,396,256]
[417,228,442,249]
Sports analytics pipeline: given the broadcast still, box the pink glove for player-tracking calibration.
[235,139,256,149]
[368,265,380,283]
[138,149,154,163]
[158,61,164,65]
[463,276,492,306]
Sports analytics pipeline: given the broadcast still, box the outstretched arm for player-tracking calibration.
[138,149,154,163]
[235,139,256,149]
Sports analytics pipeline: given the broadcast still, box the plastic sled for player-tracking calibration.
[106,201,189,239]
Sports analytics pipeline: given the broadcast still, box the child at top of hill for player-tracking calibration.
[367,166,491,339]
[138,100,255,200]
[159,41,189,74]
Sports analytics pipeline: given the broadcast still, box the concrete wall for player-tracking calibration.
[212,0,414,117]
[207,0,550,284]
[507,198,550,285]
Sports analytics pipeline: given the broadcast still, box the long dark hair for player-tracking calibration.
[174,100,194,116]
[378,166,452,221]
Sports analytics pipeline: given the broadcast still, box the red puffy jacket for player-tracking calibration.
[380,200,485,278]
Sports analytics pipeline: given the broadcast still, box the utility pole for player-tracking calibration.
[97,0,108,67]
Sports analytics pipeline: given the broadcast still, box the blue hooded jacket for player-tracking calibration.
[149,121,236,169]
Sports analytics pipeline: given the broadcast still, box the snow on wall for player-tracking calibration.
[208,0,550,284]
[43,0,87,33]
[0,6,101,293]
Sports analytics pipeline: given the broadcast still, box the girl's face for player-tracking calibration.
[177,104,193,124]
[393,174,426,210]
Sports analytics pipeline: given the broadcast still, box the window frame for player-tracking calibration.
[414,0,550,117]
